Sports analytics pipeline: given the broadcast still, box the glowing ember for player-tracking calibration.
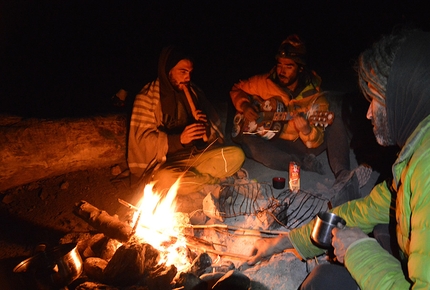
[132,179,191,271]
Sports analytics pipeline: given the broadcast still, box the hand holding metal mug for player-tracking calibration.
[332,226,368,264]
[310,212,346,249]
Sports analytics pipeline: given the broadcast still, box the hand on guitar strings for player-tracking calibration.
[292,114,312,135]
[241,102,259,122]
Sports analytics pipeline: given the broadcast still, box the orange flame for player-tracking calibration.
[132,179,191,271]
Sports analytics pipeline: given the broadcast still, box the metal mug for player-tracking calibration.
[13,242,83,289]
[310,211,346,249]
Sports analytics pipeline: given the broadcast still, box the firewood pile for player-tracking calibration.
[65,200,251,290]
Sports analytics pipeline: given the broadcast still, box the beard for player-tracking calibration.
[277,73,299,88]
[169,74,188,91]
[372,105,395,146]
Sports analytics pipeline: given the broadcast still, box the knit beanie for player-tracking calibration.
[276,34,307,65]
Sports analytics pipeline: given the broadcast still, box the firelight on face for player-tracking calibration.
[169,59,193,90]
[366,83,394,146]
[276,57,301,88]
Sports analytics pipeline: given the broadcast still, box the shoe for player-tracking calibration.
[301,154,325,175]
[220,167,249,184]
[235,167,249,179]
[354,164,372,188]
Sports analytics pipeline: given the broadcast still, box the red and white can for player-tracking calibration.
[289,161,300,193]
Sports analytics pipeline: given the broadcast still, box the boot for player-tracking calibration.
[328,164,372,207]
[301,154,325,175]
[329,170,360,207]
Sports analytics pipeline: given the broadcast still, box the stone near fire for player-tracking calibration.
[103,241,160,286]
[82,233,104,258]
[212,270,251,290]
[144,264,177,290]
[174,272,208,290]
[189,252,213,277]
[75,281,119,290]
[211,260,235,273]
[203,193,224,222]
[83,257,108,282]
[189,209,208,225]
[199,272,226,288]
[101,238,120,260]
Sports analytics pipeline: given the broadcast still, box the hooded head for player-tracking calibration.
[158,46,194,91]
[157,46,194,123]
[358,28,430,147]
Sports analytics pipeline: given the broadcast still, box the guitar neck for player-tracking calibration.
[258,111,295,122]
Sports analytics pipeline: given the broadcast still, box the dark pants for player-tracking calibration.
[300,224,396,290]
[239,111,350,176]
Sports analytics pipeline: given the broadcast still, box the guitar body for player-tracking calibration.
[231,96,334,141]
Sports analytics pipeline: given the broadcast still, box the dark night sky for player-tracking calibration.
[1,0,429,118]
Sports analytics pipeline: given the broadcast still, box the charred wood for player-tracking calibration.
[74,200,133,242]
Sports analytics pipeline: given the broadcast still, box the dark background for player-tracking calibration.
[1,0,429,118]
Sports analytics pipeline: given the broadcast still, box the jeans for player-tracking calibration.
[239,113,350,175]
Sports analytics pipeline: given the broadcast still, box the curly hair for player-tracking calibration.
[357,27,417,103]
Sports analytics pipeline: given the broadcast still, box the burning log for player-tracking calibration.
[74,200,132,242]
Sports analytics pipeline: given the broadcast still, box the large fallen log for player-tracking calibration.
[0,114,127,192]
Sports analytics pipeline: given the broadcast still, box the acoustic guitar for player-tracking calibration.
[231,96,334,140]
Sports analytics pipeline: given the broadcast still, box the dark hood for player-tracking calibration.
[157,46,192,123]
[386,30,430,147]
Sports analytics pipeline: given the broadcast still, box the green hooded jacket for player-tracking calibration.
[290,114,430,289]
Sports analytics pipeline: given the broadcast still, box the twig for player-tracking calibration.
[118,198,139,211]
[185,241,250,260]
[188,224,289,236]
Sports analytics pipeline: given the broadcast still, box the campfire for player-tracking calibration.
[22,175,328,290]
[130,179,192,272]
[69,178,257,289]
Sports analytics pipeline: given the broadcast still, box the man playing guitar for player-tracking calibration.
[230,34,371,207]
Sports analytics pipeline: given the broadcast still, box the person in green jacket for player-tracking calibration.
[247,28,430,289]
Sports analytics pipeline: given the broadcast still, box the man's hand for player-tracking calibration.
[332,226,368,264]
[193,109,207,123]
[241,102,259,122]
[180,123,207,144]
[293,114,311,135]
[248,234,293,265]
